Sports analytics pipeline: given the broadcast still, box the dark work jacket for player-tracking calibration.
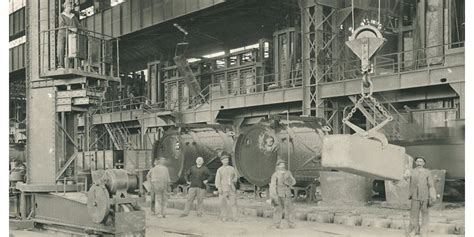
[185,165,211,189]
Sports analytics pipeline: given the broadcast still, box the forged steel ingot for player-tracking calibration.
[87,184,111,224]
[321,134,406,181]
[234,117,330,187]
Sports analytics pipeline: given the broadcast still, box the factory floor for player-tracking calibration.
[10,194,465,236]
[9,206,464,237]
[143,193,465,236]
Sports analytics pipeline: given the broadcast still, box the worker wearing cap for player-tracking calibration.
[181,157,211,217]
[270,159,296,229]
[215,153,238,221]
[146,157,171,218]
[406,156,436,237]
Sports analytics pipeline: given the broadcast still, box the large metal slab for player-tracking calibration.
[321,135,406,181]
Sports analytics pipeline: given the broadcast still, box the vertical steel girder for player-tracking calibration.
[301,1,339,117]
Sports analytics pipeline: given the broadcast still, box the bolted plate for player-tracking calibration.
[87,184,110,224]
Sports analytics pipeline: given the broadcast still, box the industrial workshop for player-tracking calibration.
[8,0,465,236]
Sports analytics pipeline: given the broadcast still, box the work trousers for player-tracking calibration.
[183,187,206,215]
[273,196,294,226]
[151,190,168,216]
[219,191,238,220]
[57,36,66,67]
[408,199,429,236]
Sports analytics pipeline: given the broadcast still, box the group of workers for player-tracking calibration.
[146,154,436,235]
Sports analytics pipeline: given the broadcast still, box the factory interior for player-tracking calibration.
[8,0,465,236]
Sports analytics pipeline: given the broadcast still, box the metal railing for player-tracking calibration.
[40,27,119,78]
[92,96,167,114]
[320,42,464,83]
[208,69,303,99]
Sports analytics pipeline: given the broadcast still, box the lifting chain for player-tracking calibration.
[343,73,393,123]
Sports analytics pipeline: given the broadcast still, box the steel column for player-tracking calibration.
[301,1,338,117]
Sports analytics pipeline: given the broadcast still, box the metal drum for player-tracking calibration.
[153,127,234,184]
[234,117,330,187]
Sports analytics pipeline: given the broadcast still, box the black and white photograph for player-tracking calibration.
[6,0,469,236]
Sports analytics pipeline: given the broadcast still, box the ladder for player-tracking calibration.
[104,123,136,150]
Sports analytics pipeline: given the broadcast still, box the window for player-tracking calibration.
[450,0,465,47]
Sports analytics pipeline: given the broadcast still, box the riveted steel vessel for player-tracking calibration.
[153,126,235,184]
[234,116,330,187]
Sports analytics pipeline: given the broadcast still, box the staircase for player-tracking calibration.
[104,123,136,150]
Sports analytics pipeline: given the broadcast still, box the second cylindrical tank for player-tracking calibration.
[234,116,330,187]
[153,126,234,184]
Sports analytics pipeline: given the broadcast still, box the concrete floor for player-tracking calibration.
[10,207,464,237]
[10,193,465,237]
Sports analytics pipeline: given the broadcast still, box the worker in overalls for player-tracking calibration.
[406,156,436,237]
[147,157,171,218]
[270,159,296,229]
[57,1,82,68]
[215,153,238,221]
[180,157,211,217]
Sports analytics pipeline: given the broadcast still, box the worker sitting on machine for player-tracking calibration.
[147,157,171,218]
[269,159,296,229]
[405,156,437,237]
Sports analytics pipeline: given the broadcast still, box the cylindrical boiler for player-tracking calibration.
[234,117,330,187]
[153,127,234,184]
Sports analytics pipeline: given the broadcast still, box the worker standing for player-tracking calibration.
[146,157,171,218]
[270,159,296,229]
[215,153,238,221]
[406,156,436,237]
[57,1,82,68]
[180,157,211,217]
